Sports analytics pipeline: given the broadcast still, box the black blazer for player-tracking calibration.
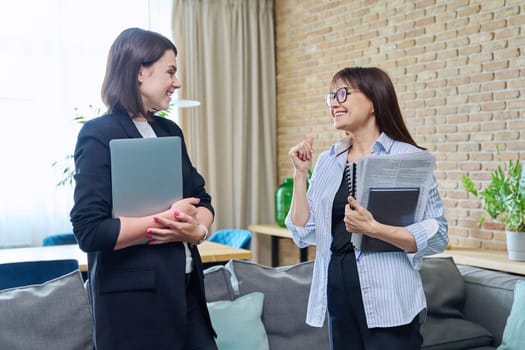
[70,108,215,349]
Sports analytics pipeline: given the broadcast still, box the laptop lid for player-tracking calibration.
[109,136,182,218]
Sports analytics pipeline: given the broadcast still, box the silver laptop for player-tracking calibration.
[109,136,183,218]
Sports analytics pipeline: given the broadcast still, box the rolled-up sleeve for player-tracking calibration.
[286,214,316,248]
[285,152,333,248]
[70,121,121,252]
[406,178,449,269]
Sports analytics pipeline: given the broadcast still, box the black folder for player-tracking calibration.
[361,187,420,252]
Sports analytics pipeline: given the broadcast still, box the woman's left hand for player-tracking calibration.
[146,210,204,245]
[344,196,376,235]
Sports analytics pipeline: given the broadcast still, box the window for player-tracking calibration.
[0,0,173,247]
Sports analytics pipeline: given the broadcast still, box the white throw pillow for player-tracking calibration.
[207,292,269,350]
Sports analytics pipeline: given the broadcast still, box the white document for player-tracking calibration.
[351,151,436,250]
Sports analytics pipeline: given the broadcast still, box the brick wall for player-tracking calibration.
[274,0,524,262]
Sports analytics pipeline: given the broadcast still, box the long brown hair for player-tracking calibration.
[101,28,178,118]
[331,67,425,150]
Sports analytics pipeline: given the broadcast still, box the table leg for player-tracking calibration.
[300,247,308,262]
[271,236,279,267]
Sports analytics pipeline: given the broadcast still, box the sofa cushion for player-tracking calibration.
[498,280,525,350]
[225,259,329,350]
[207,292,269,350]
[422,316,493,350]
[0,270,93,350]
[457,265,524,346]
[420,257,466,318]
[204,264,236,302]
[420,258,493,349]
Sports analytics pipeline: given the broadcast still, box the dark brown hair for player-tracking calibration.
[101,28,178,118]
[331,67,424,150]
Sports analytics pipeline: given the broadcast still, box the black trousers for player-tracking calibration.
[183,272,218,350]
[327,251,423,350]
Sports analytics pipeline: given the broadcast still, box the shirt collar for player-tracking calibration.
[373,132,395,154]
[331,135,352,156]
[330,132,395,157]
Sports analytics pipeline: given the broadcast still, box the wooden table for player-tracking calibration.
[198,241,252,263]
[0,241,252,273]
[429,248,525,276]
[248,224,308,267]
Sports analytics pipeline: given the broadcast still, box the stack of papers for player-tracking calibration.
[350,151,436,252]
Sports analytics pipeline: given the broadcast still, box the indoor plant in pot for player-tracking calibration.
[462,158,525,260]
[52,105,101,187]
[53,102,183,187]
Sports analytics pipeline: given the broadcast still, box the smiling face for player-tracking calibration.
[328,79,376,134]
[138,49,181,113]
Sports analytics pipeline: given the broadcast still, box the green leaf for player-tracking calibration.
[461,174,478,197]
[462,159,525,231]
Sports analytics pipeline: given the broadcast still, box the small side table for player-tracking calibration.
[248,224,308,267]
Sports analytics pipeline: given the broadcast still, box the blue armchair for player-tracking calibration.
[42,233,77,246]
[208,229,252,249]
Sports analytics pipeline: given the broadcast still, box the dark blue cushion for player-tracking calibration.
[0,259,79,290]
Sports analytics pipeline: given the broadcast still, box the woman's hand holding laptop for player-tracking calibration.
[146,197,204,245]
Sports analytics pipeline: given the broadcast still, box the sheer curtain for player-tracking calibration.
[0,0,173,248]
[172,0,276,233]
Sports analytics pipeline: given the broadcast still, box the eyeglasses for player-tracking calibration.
[325,87,359,107]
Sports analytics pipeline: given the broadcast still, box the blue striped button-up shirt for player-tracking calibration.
[285,133,448,328]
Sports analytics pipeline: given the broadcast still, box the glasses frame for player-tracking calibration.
[325,87,359,107]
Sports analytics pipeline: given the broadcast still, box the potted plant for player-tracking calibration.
[53,101,183,187]
[462,158,525,260]
[52,105,100,187]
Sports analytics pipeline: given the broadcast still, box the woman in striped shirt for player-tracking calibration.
[286,67,448,350]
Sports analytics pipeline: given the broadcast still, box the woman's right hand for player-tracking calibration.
[287,137,313,227]
[288,136,313,173]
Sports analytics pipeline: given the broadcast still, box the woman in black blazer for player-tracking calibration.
[70,28,217,350]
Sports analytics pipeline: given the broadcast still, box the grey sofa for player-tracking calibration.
[419,257,523,350]
[457,263,520,348]
[204,257,524,350]
[0,256,522,349]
